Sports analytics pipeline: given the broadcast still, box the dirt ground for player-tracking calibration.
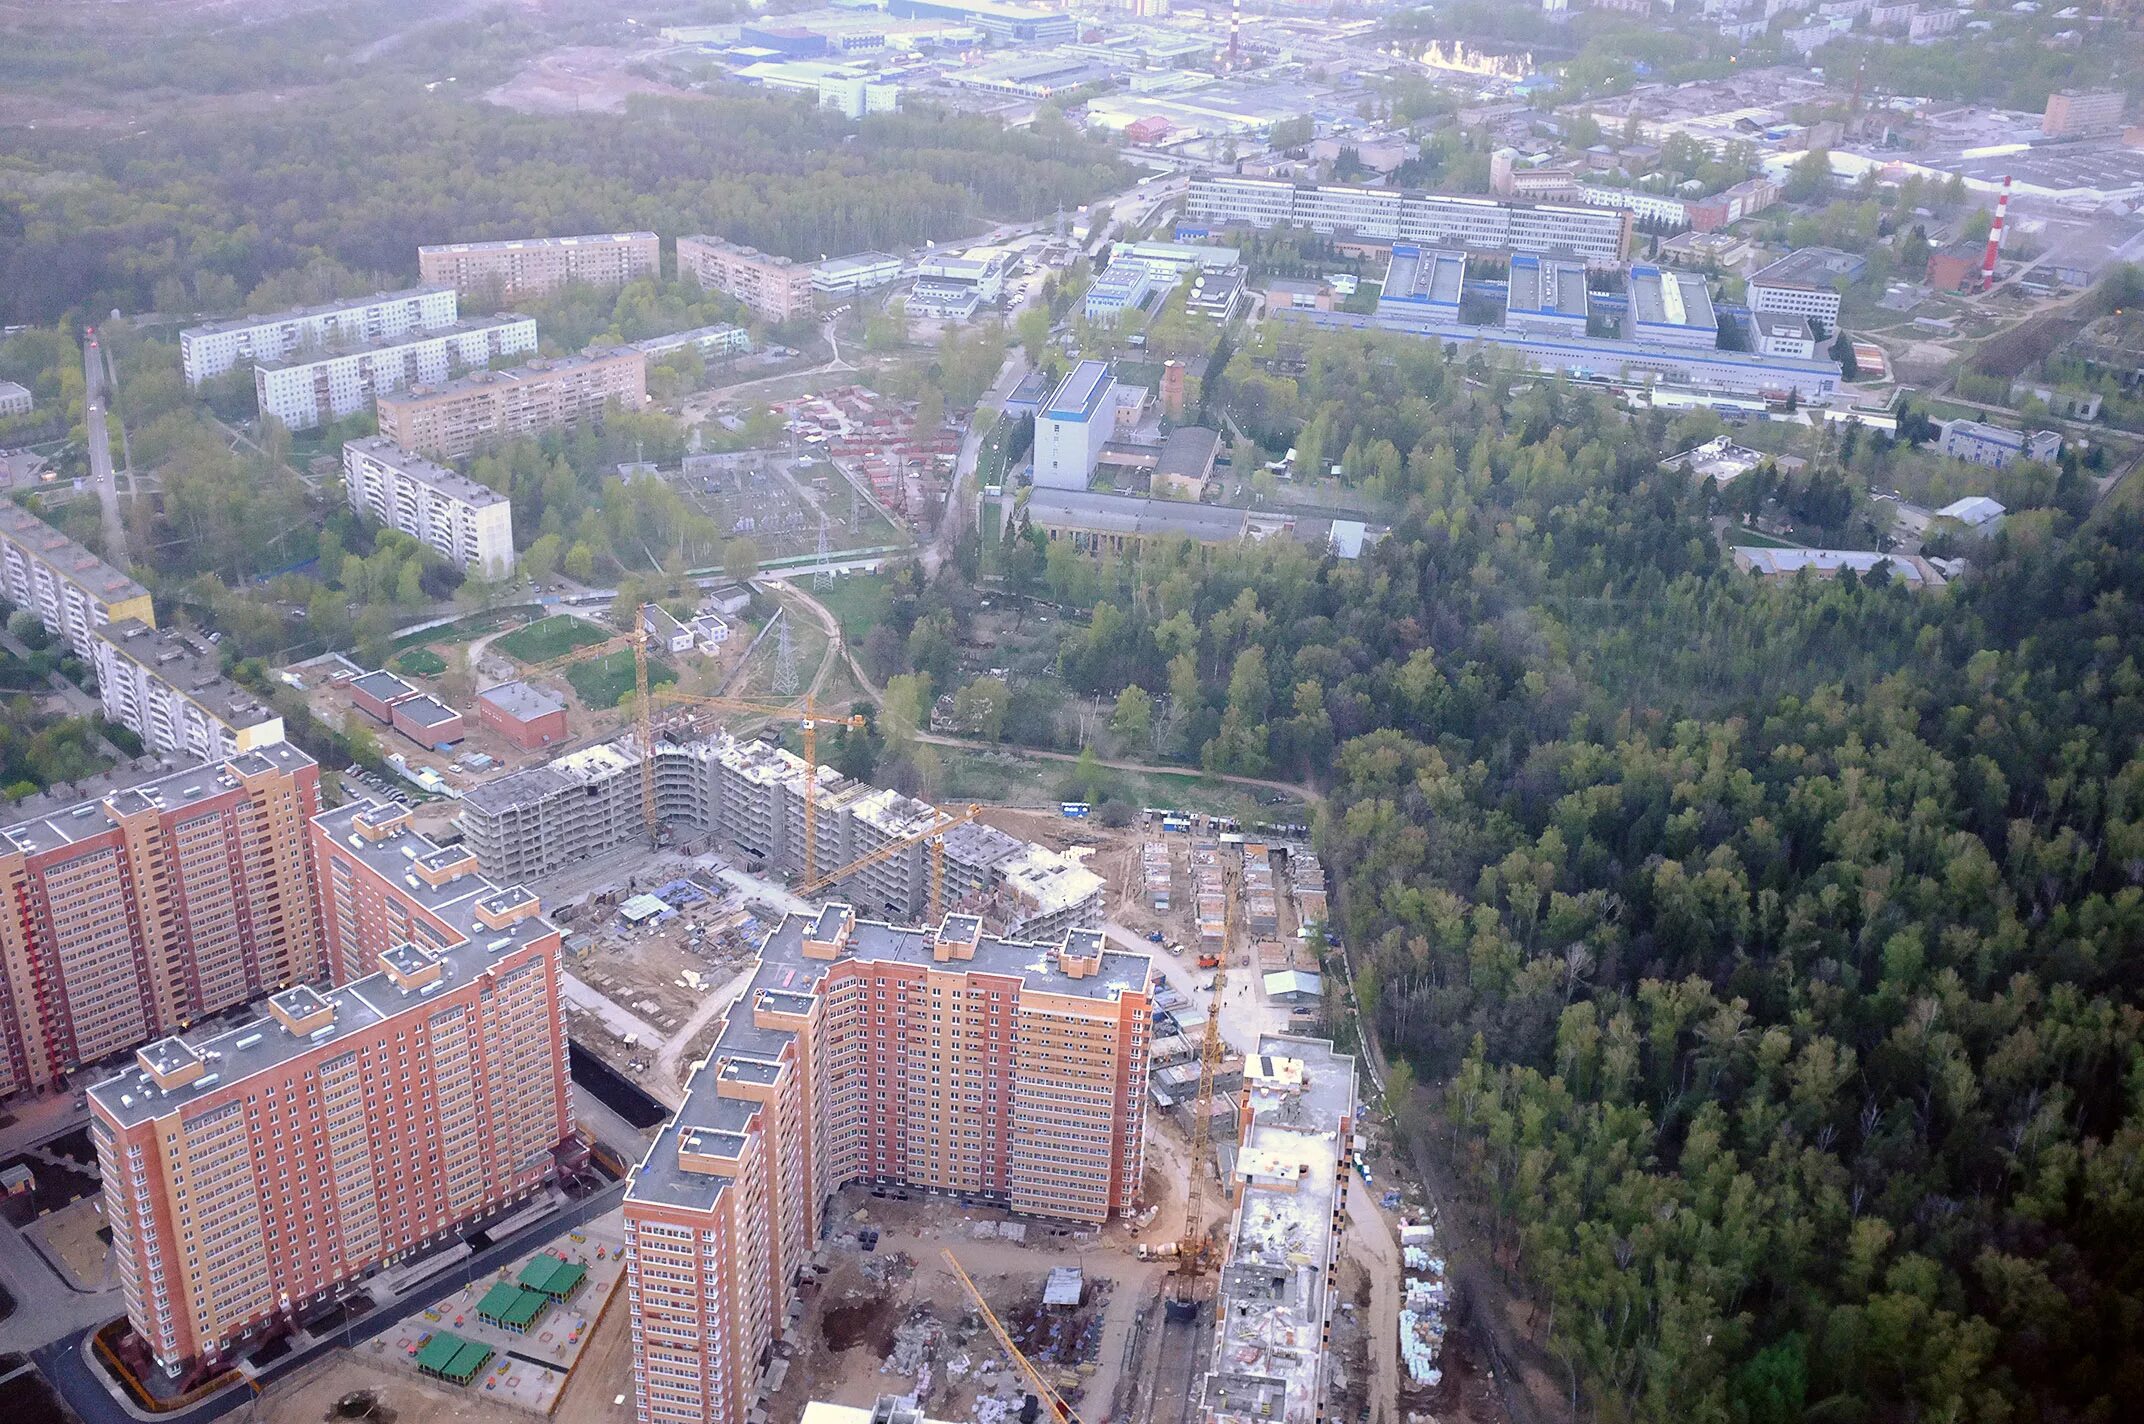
[484,44,701,115]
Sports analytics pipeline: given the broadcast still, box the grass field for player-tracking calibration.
[931,747,1309,821]
[812,574,891,645]
[566,650,677,709]
[495,615,609,665]
[393,647,446,677]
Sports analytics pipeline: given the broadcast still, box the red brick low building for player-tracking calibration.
[475,681,568,751]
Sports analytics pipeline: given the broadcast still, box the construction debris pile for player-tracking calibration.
[1398,1219,1447,1390]
[885,1309,947,1397]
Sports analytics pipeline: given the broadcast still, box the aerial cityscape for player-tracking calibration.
[1,2,2142,1424]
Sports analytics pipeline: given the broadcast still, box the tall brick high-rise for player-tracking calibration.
[625,906,1149,1424]
[90,797,572,1379]
[0,746,323,1096]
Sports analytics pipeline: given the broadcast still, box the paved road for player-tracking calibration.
[82,331,128,565]
[32,1181,627,1424]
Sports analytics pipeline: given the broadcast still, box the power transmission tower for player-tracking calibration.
[772,610,801,697]
[814,514,834,590]
[849,481,861,532]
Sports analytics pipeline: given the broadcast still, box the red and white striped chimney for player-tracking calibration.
[1230,0,1241,71]
[1980,174,2011,294]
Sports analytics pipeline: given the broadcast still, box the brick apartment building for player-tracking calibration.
[676,236,816,322]
[625,906,1149,1424]
[0,746,323,1098]
[374,349,648,461]
[89,796,573,1379]
[418,232,661,303]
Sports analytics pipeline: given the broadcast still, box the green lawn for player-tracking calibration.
[812,574,891,644]
[565,650,676,709]
[932,747,1308,822]
[495,615,609,665]
[393,647,446,677]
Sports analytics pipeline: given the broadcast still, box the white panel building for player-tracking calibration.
[253,316,538,431]
[1033,361,1119,491]
[341,436,516,579]
[179,287,460,386]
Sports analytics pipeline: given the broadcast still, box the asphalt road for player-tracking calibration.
[81,331,129,565]
[31,1180,627,1424]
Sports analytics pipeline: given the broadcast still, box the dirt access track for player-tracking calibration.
[485,43,703,114]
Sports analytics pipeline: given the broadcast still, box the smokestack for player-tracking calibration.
[1230,0,1240,72]
[1980,174,2011,294]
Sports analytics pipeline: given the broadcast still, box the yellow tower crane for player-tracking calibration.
[941,1249,1081,1424]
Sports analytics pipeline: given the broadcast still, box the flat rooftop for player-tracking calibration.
[1044,361,1114,422]
[344,436,510,508]
[350,668,417,704]
[1628,265,1718,334]
[0,744,315,857]
[97,620,281,730]
[1506,254,1587,320]
[90,796,553,1128]
[0,502,151,606]
[419,232,656,255]
[626,906,1151,1213]
[395,694,460,728]
[180,286,455,341]
[1381,245,1464,307]
[1748,246,1866,291]
[1205,1034,1358,1424]
[1026,489,1250,544]
[252,315,532,372]
[477,680,566,721]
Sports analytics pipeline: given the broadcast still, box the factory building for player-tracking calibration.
[1188,177,1632,265]
[1033,361,1120,491]
[1502,254,1588,336]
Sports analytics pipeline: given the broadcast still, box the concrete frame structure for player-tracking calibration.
[375,349,647,461]
[92,797,571,1377]
[1202,1036,1358,1424]
[1033,361,1119,491]
[341,436,516,579]
[418,233,660,303]
[0,502,157,659]
[180,288,460,387]
[676,237,816,322]
[93,621,287,764]
[625,906,1149,1424]
[251,316,537,432]
[0,746,323,1097]
[1188,177,1632,265]
[454,730,1105,939]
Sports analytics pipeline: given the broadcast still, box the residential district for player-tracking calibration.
[0,3,2140,1424]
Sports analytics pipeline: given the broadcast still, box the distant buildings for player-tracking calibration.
[93,798,571,1378]
[1626,264,1718,349]
[1188,177,1633,265]
[1732,546,1943,586]
[1755,314,1819,360]
[1746,248,1863,330]
[2042,90,2125,138]
[1934,496,2006,535]
[907,246,1013,321]
[632,325,752,363]
[179,287,459,386]
[676,236,816,322]
[92,620,286,763]
[1033,361,1120,490]
[0,380,31,420]
[1938,420,2062,468]
[252,316,537,432]
[374,349,648,461]
[341,437,515,579]
[417,233,660,303]
[886,0,1075,43]
[1085,258,1156,323]
[736,59,899,118]
[1504,254,1588,336]
[0,501,156,658]
[0,745,322,1096]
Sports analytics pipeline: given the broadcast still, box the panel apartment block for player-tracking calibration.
[1187,177,1632,265]
[0,502,156,658]
[375,349,648,461]
[253,316,537,432]
[625,907,1149,1424]
[0,746,322,1097]
[89,798,571,1377]
[179,287,460,386]
[93,620,286,764]
[418,232,660,303]
[676,236,816,322]
[341,436,516,579]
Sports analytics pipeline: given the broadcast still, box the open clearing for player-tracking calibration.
[494,614,608,665]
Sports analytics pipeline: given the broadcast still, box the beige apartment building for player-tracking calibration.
[418,232,661,302]
[625,905,1149,1424]
[0,501,156,659]
[676,236,816,322]
[0,746,324,1098]
[89,796,572,1379]
[375,348,647,460]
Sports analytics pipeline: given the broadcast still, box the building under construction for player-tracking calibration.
[456,729,1104,937]
[1201,1035,1360,1424]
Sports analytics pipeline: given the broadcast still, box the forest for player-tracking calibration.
[0,90,1128,324]
[1001,321,2144,1424]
